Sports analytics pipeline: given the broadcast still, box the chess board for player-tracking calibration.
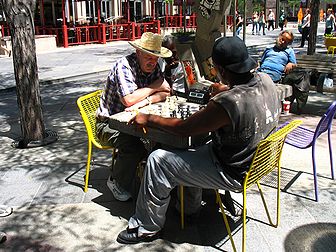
[108,97,210,149]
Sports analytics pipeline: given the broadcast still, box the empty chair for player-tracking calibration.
[77,90,116,192]
[281,101,336,201]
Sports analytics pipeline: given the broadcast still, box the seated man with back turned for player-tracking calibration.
[96,32,172,201]
[258,30,309,114]
[117,36,281,244]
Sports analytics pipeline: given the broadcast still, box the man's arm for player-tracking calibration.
[284,49,297,74]
[128,100,231,136]
[120,78,171,107]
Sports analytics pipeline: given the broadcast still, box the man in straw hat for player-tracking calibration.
[117,36,281,244]
[96,32,172,202]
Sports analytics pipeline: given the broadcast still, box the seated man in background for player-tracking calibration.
[116,36,281,244]
[96,32,172,202]
[258,30,296,83]
[258,30,309,114]
[159,35,186,96]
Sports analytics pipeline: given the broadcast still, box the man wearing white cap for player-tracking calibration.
[96,32,172,202]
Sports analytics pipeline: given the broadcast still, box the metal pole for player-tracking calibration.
[276,0,280,28]
[233,0,237,36]
[243,0,246,42]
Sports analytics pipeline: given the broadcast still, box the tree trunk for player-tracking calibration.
[308,0,320,55]
[1,0,45,147]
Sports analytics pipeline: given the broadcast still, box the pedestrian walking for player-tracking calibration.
[267,9,275,31]
[324,8,336,35]
[252,11,259,35]
[236,12,243,36]
[258,11,266,35]
[300,8,311,47]
[279,10,286,31]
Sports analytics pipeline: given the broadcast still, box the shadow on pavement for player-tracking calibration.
[284,223,336,252]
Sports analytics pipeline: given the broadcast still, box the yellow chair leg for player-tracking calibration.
[180,185,184,229]
[216,190,237,252]
[84,141,93,193]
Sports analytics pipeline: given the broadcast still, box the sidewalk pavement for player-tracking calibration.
[0,23,335,251]
[0,22,329,92]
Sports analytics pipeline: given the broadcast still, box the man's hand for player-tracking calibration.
[128,113,150,128]
[284,63,296,74]
[210,82,230,97]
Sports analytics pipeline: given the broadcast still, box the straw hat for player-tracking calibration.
[129,32,172,58]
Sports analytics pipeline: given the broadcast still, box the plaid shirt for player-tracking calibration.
[97,53,163,117]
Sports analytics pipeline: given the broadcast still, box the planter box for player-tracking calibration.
[0,35,57,55]
[324,37,336,49]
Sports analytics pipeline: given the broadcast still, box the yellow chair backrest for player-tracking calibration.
[76,90,108,149]
[244,119,303,189]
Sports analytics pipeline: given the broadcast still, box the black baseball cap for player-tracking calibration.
[211,36,257,73]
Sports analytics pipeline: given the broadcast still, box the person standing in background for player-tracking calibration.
[324,8,336,35]
[258,10,266,35]
[300,8,311,47]
[236,12,243,36]
[252,11,259,35]
[279,10,286,31]
[267,9,275,31]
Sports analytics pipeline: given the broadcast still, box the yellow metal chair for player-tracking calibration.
[180,119,302,252]
[327,46,336,56]
[77,90,116,192]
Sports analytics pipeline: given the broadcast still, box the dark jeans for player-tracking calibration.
[301,27,310,47]
[259,23,266,35]
[96,121,147,194]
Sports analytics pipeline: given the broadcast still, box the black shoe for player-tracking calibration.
[0,232,6,244]
[220,191,242,217]
[117,227,158,244]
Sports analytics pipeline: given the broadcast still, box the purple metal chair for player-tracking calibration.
[281,101,336,201]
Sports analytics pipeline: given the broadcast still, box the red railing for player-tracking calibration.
[105,23,134,42]
[67,25,100,45]
[2,15,192,48]
[1,24,10,36]
[35,26,63,46]
[162,14,196,29]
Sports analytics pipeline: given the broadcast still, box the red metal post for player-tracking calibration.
[96,0,103,43]
[62,0,68,47]
[130,22,135,41]
[165,2,169,28]
[179,5,183,27]
[158,20,161,34]
[151,0,155,19]
[127,0,130,22]
[40,0,46,30]
[100,23,106,44]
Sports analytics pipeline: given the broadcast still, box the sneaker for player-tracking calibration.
[106,176,131,202]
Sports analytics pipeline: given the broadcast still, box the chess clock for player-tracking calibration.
[187,86,210,105]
